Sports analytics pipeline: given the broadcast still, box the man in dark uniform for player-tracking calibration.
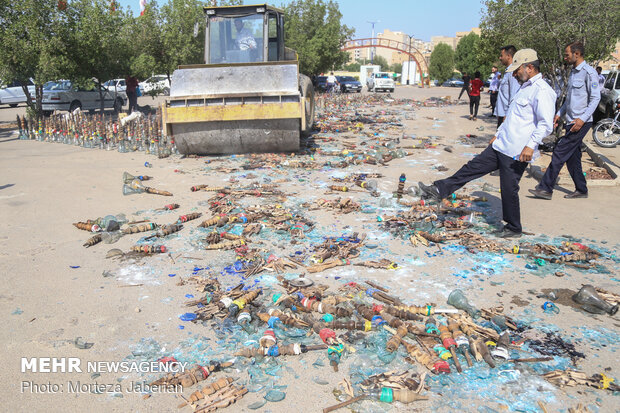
[529,42,600,200]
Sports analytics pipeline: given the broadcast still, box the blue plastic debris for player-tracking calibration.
[179,313,197,321]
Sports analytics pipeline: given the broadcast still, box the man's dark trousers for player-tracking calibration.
[458,86,469,100]
[433,145,528,233]
[490,91,498,114]
[539,123,591,194]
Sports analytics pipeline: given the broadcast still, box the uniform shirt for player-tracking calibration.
[236,28,257,50]
[494,69,521,117]
[598,73,606,89]
[557,61,601,123]
[469,78,483,96]
[489,72,500,92]
[493,73,556,160]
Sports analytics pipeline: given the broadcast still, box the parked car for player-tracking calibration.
[41,80,126,115]
[598,70,620,118]
[313,76,328,92]
[337,76,362,93]
[441,78,464,87]
[0,79,36,107]
[140,75,170,96]
[103,79,127,93]
[366,72,395,92]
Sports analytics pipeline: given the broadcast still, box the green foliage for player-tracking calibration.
[71,0,132,110]
[160,0,206,78]
[0,0,74,118]
[429,43,455,83]
[371,55,389,72]
[283,0,354,75]
[481,0,620,101]
[390,63,403,74]
[455,33,493,79]
[127,2,165,80]
[343,62,361,72]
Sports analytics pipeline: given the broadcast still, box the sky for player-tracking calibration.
[116,0,484,42]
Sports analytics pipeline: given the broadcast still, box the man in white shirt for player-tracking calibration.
[418,49,556,238]
[234,19,257,51]
[326,72,339,93]
[489,66,500,115]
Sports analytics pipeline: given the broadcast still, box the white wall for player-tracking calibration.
[360,65,380,86]
[401,61,420,85]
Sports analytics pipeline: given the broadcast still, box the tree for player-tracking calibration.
[480,0,620,104]
[126,2,165,81]
[371,55,389,72]
[72,0,132,111]
[429,43,454,83]
[284,0,354,75]
[390,62,402,74]
[455,32,493,79]
[343,62,361,72]
[159,0,207,82]
[0,0,74,119]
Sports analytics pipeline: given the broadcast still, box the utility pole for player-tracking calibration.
[367,20,380,64]
[407,34,413,85]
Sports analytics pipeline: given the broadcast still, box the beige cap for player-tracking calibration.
[506,48,538,72]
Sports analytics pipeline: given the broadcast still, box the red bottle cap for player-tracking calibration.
[319,328,337,344]
[433,361,451,374]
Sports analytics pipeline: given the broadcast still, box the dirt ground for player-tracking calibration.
[0,86,618,413]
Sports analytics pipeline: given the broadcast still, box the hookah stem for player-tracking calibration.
[397,173,406,199]
[323,395,368,413]
[448,322,473,367]
[438,324,462,373]
[145,187,173,196]
[177,377,234,407]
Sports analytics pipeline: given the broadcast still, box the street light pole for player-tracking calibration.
[367,20,379,64]
[407,35,412,85]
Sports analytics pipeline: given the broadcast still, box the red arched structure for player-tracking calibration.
[341,38,429,86]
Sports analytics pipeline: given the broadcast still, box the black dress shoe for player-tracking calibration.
[494,227,522,239]
[528,188,552,200]
[418,182,441,201]
[564,191,588,199]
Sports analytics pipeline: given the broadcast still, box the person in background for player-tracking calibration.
[418,49,556,239]
[596,66,606,91]
[125,75,139,114]
[234,19,257,51]
[529,42,600,200]
[489,66,500,116]
[494,45,521,128]
[468,71,484,121]
[326,72,339,93]
[458,72,470,100]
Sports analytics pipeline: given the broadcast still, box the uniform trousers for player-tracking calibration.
[433,145,528,233]
[539,123,591,194]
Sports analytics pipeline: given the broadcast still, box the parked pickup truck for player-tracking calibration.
[367,72,395,93]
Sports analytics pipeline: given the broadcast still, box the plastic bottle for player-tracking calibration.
[144,161,153,168]
[482,182,500,193]
[357,179,377,192]
[366,387,427,403]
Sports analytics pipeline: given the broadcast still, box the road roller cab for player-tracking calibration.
[162,4,315,155]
